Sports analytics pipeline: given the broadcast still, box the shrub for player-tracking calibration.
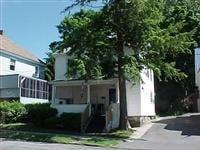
[25,103,57,127]
[44,116,61,129]
[0,101,26,124]
[60,113,81,131]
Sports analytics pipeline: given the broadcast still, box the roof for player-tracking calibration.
[0,32,40,63]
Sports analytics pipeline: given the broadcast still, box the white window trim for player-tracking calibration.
[10,57,16,71]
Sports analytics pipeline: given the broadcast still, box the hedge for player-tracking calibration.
[0,101,26,124]
[25,103,58,127]
[0,102,82,132]
[60,113,81,131]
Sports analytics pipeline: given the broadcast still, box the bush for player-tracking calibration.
[0,101,26,124]
[25,103,58,127]
[44,116,61,129]
[60,113,81,131]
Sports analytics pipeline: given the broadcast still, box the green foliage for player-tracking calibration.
[44,42,60,81]
[60,113,81,131]
[44,116,61,129]
[155,0,200,115]
[0,101,26,124]
[25,103,58,127]
[49,0,195,84]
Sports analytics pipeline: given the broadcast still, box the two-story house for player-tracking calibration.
[0,30,49,104]
[50,50,155,132]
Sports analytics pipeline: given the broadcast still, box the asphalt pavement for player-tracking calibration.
[118,113,200,150]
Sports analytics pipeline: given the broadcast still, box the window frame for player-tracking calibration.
[10,58,16,71]
[35,66,39,77]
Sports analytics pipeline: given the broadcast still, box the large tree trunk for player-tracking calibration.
[118,72,129,129]
[114,0,129,130]
[117,29,129,130]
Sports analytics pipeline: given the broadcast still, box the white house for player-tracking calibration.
[50,51,155,132]
[0,30,49,104]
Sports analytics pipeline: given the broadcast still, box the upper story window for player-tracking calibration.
[35,66,39,77]
[10,59,16,71]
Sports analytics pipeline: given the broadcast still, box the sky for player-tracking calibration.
[0,0,79,60]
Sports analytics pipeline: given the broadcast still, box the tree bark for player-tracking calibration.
[118,71,129,129]
[117,27,128,130]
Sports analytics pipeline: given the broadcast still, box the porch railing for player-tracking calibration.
[105,103,120,132]
[81,104,90,133]
[105,104,113,132]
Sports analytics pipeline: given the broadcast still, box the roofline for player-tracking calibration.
[49,78,118,86]
[0,74,48,82]
[0,49,44,66]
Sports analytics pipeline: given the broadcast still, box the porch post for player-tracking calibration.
[87,84,90,103]
[116,82,120,103]
[87,84,91,116]
[52,86,56,105]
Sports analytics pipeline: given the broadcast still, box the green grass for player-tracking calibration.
[0,130,74,144]
[0,123,134,147]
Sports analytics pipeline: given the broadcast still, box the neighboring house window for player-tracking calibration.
[10,59,16,71]
[35,66,39,77]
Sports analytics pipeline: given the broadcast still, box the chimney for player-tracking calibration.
[0,30,3,35]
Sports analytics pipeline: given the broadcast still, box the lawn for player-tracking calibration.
[0,123,133,147]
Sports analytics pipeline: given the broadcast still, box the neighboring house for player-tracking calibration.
[194,48,200,111]
[50,50,155,132]
[0,30,49,104]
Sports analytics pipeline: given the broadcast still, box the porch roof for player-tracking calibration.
[49,78,118,86]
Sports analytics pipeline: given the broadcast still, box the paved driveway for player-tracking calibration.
[118,113,200,150]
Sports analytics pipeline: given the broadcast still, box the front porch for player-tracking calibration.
[50,79,120,132]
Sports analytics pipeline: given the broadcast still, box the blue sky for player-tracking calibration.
[0,0,79,60]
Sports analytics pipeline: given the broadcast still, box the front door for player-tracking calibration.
[109,88,116,104]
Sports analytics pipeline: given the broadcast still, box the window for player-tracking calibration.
[35,66,39,77]
[10,59,16,71]
[20,76,49,100]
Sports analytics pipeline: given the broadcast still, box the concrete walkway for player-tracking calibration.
[117,113,200,150]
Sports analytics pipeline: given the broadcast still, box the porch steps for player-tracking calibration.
[85,115,105,133]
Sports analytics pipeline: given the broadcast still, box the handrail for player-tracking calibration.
[81,104,90,133]
[105,104,113,132]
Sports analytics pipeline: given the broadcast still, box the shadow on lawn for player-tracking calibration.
[154,114,200,136]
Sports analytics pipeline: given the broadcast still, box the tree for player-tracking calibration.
[155,0,200,114]
[44,42,61,81]
[50,0,195,129]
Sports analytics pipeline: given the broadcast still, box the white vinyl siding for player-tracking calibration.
[0,52,44,79]
[126,82,141,116]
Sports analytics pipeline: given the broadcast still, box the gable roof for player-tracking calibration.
[0,32,40,63]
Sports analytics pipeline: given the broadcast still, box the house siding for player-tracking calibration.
[0,51,44,79]
[54,54,68,80]
[0,74,19,88]
[140,70,155,116]
[0,88,20,98]
[55,86,87,104]
[195,48,200,112]
[126,82,141,116]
